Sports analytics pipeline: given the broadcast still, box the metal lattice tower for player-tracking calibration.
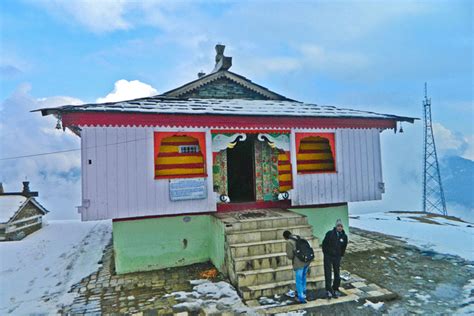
[422,83,448,215]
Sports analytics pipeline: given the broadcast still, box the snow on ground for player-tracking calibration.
[0,220,112,315]
[363,300,384,311]
[350,211,474,262]
[165,279,258,315]
[455,279,474,315]
[275,311,306,316]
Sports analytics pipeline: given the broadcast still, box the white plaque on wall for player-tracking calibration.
[169,178,207,201]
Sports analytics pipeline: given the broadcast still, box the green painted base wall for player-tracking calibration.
[290,203,349,244]
[113,214,225,274]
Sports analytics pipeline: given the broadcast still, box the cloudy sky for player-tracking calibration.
[0,0,472,219]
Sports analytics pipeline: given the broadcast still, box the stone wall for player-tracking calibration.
[6,222,42,241]
[180,77,268,99]
[12,203,42,220]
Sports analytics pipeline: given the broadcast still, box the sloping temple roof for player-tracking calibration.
[37,97,415,123]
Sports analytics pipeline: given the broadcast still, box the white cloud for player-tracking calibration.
[96,79,158,103]
[0,84,84,220]
[299,44,370,74]
[432,122,473,160]
[38,0,131,33]
[463,135,474,160]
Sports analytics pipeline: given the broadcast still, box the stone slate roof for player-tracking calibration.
[0,195,49,223]
[36,97,416,123]
[162,70,293,101]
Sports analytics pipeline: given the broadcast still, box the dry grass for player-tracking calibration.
[388,211,467,223]
[407,216,442,225]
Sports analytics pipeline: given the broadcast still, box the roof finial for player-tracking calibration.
[212,44,232,73]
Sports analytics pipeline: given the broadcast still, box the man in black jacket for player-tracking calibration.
[322,219,348,298]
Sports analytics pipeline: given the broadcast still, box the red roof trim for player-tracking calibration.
[211,129,291,134]
[61,112,396,130]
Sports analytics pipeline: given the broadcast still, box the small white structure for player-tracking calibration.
[0,182,49,241]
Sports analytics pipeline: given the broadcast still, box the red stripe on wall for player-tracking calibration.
[298,149,333,154]
[298,159,335,164]
[278,160,291,165]
[158,152,202,157]
[300,140,330,144]
[278,170,292,175]
[279,181,293,186]
[160,141,199,146]
[155,163,204,170]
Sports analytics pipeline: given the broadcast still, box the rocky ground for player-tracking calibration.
[334,227,473,315]
[60,227,473,315]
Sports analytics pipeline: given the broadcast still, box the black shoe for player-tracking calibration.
[333,290,342,298]
[326,291,333,299]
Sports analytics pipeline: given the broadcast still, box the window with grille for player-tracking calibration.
[178,145,200,154]
[296,133,336,173]
[154,133,207,179]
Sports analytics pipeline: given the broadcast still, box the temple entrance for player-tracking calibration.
[227,135,256,202]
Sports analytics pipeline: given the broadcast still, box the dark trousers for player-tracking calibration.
[324,255,341,291]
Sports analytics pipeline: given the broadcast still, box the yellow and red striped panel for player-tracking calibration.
[297,136,335,173]
[278,151,292,192]
[155,136,205,177]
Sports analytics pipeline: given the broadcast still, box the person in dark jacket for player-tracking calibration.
[322,219,348,298]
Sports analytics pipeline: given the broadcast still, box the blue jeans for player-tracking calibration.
[295,264,310,301]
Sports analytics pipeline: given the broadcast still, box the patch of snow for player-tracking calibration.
[276,310,307,316]
[351,212,474,261]
[455,279,474,315]
[165,279,257,315]
[0,220,112,314]
[259,296,277,305]
[363,300,384,310]
[415,293,431,303]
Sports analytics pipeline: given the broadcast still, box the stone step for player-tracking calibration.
[226,225,314,244]
[236,263,324,287]
[240,276,326,301]
[232,251,324,272]
[230,237,320,258]
[223,214,308,232]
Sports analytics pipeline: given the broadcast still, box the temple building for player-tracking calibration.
[36,45,415,299]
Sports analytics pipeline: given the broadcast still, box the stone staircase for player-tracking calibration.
[214,209,325,301]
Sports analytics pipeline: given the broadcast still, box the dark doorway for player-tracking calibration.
[227,135,255,202]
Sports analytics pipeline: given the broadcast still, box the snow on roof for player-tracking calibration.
[0,195,27,223]
[0,195,48,223]
[36,97,416,123]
